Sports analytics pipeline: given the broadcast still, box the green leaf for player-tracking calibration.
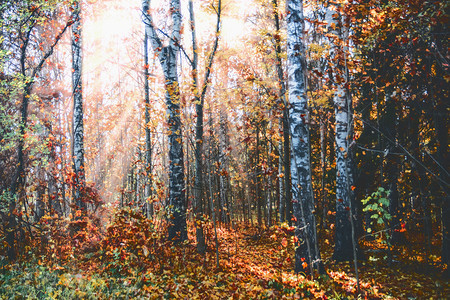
[379,197,389,207]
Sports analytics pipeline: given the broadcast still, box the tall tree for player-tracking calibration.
[326,3,358,262]
[143,31,153,218]
[188,0,222,253]
[271,0,292,225]
[142,0,187,241]
[286,0,323,274]
[71,0,86,210]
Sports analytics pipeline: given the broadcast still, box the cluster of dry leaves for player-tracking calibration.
[64,213,447,299]
[4,209,448,299]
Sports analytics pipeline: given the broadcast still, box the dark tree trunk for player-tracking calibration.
[283,109,293,225]
[143,31,153,218]
[381,90,402,243]
[272,0,292,225]
[256,127,263,226]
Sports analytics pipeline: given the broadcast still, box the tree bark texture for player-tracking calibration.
[71,0,86,210]
[190,0,206,253]
[143,0,187,241]
[286,0,322,274]
[189,0,221,250]
[325,4,357,262]
[272,0,292,225]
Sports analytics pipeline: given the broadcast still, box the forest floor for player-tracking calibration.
[0,211,448,299]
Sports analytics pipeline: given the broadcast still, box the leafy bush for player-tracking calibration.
[96,207,168,276]
[362,187,392,247]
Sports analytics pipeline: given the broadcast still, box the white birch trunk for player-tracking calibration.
[326,4,357,261]
[286,0,322,274]
[143,0,186,241]
[71,0,85,210]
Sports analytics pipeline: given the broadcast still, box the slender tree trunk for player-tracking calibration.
[219,108,230,224]
[208,133,220,268]
[409,111,432,259]
[48,124,61,215]
[143,0,186,241]
[71,0,86,211]
[283,111,293,225]
[432,97,449,269]
[188,0,221,252]
[331,72,354,260]
[143,31,153,218]
[272,0,292,225]
[278,140,285,222]
[381,90,402,243]
[256,127,263,226]
[320,114,328,229]
[326,2,358,263]
[287,0,323,274]
[267,139,273,226]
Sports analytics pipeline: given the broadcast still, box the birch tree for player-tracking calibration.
[142,0,187,241]
[324,4,360,291]
[326,3,359,263]
[71,0,86,210]
[286,0,323,274]
[143,30,153,218]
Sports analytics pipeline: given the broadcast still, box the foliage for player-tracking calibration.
[95,207,169,277]
[2,219,448,299]
[0,263,146,299]
[362,187,392,236]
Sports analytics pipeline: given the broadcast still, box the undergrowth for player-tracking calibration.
[0,208,448,299]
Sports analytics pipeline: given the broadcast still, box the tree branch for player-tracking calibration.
[31,18,73,80]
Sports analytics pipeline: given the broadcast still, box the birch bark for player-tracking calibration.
[326,4,357,261]
[286,0,323,274]
[71,0,86,210]
[142,0,186,241]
